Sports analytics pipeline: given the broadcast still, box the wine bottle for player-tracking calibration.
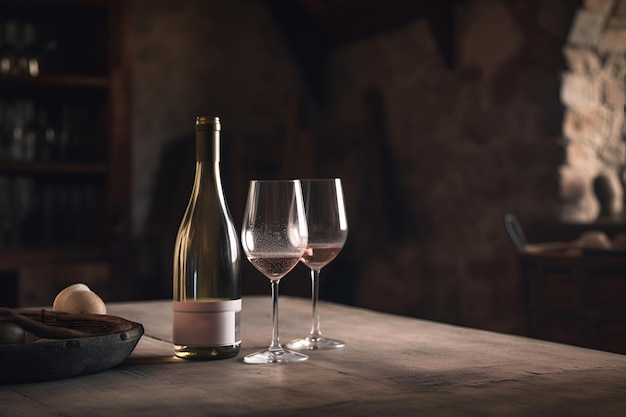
[173,116,241,360]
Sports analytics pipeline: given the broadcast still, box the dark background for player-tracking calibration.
[3,0,626,354]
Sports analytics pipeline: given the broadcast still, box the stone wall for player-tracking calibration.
[560,0,626,221]
[317,0,578,334]
[132,0,598,336]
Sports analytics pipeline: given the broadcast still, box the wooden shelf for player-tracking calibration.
[0,73,110,89]
[0,161,110,175]
[0,0,132,306]
[3,0,112,6]
[0,248,107,269]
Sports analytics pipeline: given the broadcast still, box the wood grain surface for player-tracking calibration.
[1,295,625,416]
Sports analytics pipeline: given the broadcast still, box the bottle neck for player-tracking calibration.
[193,129,222,194]
[195,128,220,162]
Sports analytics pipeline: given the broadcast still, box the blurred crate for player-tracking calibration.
[519,246,626,354]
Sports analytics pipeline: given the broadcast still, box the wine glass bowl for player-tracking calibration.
[286,178,348,350]
[241,179,309,364]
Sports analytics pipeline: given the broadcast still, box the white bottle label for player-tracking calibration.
[173,299,241,346]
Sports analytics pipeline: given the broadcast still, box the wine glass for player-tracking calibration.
[241,180,309,364]
[286,178,348,350]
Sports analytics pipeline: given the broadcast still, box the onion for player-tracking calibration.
[53,283,107,315]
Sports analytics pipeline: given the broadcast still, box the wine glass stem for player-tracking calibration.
[269,279,282,351]
[309,268,322,338]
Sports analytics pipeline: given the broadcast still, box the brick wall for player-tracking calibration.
[133,1,626,339]
[316,0,581,334]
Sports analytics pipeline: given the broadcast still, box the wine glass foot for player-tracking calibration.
[286,336,346,350]
[243,348,309,364]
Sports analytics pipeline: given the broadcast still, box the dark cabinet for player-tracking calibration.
[0,0,131,306]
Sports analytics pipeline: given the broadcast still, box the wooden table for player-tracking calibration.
[2,295,626,416]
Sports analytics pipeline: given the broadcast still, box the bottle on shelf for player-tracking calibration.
[172,116,242,360]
